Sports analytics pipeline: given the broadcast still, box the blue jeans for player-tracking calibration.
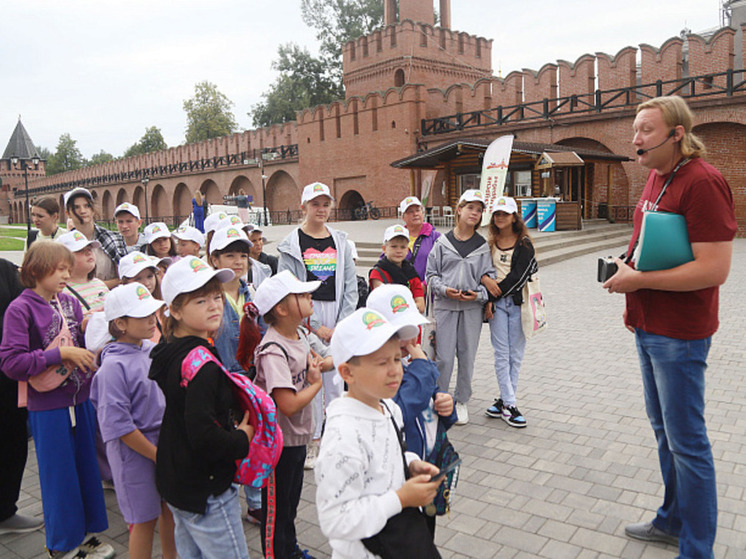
[635,329,716,559]
[488,297,526,407]
[168,485,250,559]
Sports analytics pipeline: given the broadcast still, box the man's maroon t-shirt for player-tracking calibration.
[625,157,737,340]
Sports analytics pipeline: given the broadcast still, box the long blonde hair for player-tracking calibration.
[194,190,203,206]
[637,96,706,159]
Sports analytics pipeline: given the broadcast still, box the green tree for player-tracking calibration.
[46,134,84,175]
[249,0,383,126]
[124,126,168,157]
[250,44,343,127]
[87,150,115,167]
[183,81,237,143]
[301,0,384,80]
[36,146,52,162]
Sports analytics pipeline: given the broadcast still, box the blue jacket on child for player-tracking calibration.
[394,358,457,459]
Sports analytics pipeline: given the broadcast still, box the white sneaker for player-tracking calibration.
[78,537,115,559]
[455,402,469,425]
[47,548,88,558]
[304,439,320,470]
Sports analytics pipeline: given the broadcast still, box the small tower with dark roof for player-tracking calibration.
[0,119,45,224]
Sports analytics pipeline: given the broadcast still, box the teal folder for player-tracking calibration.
[633,211,694,271]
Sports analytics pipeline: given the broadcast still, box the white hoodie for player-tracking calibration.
[314,396,418,559]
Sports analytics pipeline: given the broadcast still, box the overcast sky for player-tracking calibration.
[0,0,723,158]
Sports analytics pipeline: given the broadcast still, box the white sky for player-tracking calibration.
[0,0,723,158]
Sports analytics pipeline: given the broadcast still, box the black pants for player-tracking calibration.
[261,445,306,559]
[0,374,28,521]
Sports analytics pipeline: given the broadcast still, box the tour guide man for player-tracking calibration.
[604,96,737,557]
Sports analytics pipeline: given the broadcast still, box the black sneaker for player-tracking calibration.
[501,405,527,428]
[485,399,504,418]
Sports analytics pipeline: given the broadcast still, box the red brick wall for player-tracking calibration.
[558,54,595,98]
[522,64,557,105]
[687,28,735,90]
[694,120,746,236]
[596,47,637,91]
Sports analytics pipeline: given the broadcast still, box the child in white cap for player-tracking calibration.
[315,308,441,559]
[89,283,176,559]
[367,284,458,535]
[369,224,425,313]
[55,231,109,315]
[252,270,333,559]
[114,203,145,253]
[143,222,176,261]
[277,182,358,469]
[482,196,536,428]
[148,256,253,559]
[118,251,170,342]
[171,225,204,258]
[425,189,494,426]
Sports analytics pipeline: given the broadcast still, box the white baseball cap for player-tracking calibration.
[216,215,245,232]
[301,182,334,204]
[161,256,235,305]
[489,196,519,215]
[399,196,423,214]
[63,187,93,209]
[459,189,486,206]
[366,284,429,331]
[330,308,419,366]
[204,211,229,235]
[347,239,359,261]
[383,224,409,243]
[104,282,165,322]
[172,225,205,248]
[253,270,320,316]
[118,251,160,279]
[143,222,171,244]
[242,223,256,234]
[114,203,141,220]
[209,226,252,255]
[55,230,101,252]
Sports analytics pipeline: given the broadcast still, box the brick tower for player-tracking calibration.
[342,0,493,98]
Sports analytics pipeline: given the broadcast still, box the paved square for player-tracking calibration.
[2,239,744,558]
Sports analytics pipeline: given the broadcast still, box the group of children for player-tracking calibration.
[0,180,538,559]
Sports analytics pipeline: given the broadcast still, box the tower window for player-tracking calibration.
[394,69,405,87]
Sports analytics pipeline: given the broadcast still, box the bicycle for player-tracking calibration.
[354,201,381,220]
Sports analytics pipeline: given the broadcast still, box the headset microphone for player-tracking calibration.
[636,129,676,156]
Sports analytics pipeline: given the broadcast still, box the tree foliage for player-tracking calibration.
[249,0,383,127]
[183,81,237,144]
[45,134,84,175]
[124,126,168,158]
[86,150,115,167]
[301,0,384,80]
[250,44,343,127]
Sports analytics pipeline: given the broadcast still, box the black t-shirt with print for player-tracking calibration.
[298,229,337,301]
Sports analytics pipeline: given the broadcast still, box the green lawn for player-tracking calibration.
[0,226,31,239]
[0,237,24,250]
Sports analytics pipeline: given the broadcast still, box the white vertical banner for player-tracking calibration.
[479,135,514,226]
[420,170,437,207]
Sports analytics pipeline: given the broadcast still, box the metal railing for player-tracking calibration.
[16,144,300,197]
[421,68,746,136]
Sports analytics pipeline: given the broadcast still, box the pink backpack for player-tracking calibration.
[180,346,283,488]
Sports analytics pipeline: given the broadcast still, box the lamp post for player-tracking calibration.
[10,154,40,236]
[141,177,150,225]
[260,156,268,227]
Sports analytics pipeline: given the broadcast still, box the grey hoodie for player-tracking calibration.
[425,232,494,311]
[277,225,358,331]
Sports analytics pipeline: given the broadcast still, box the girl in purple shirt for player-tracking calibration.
[0,241,112,559]
[90,282,176,559]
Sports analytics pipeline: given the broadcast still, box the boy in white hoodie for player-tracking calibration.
[315,308,442,559]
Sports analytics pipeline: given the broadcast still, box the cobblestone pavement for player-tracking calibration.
[2,239,744,559]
